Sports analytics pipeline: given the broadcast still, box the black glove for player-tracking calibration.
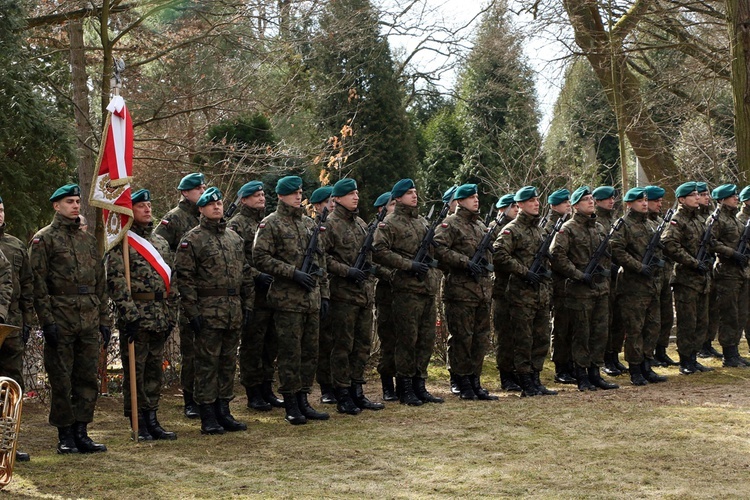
[189,316,204,335]
[732,251,748,267]
[411,260,429,275]
[242,309,254,328]
[580,273,593,286]
[320,298,330,320]
[254,273,274,290]
[467,261,484,276]
[696,261,709,274]
[346,267,367,284]
[525,270,541,285]
[292,270,315,292]
[640,264,653,277]
[100,325,112,347]
[122,319,140,344]
[22,324,31,345]
[42,324,59,348]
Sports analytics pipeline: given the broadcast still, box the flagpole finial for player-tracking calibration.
[111,57,125,96]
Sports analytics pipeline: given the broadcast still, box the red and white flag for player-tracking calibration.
[127,230,171,293]
[89,95,134,251]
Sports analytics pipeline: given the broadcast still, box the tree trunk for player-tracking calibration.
[727,0,750,183]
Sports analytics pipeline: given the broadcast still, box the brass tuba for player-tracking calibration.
[0,324,23,490]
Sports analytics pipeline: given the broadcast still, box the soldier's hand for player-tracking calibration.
[320,298,330,320]
[100,325,112,347]
[696,261,709,274]
[189,316,203,335]
[242,309,254,328]
[467,261,484,277]
[22,324,31,345]
[123,319,140,344]
[640,264,653,277]
[254,273,274,291]
[525,270,541,285]
[580,272,593,286]
[346,267,367,284]
[410,260,429,275]
[42,324,59,348]
[292,270,315,292]
[732,251,748,267]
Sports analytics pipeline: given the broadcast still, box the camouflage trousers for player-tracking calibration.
[550,296,571,365]
[619,293,660,364]
[178,312,195,396]
[509,295,550,374]
[657,266,674,348]
[376,282,395,378]
[329,301,373,387]
[493,297,513,373]
[607,277,626,354]
[445,300,490,377]
[707,279,719,343]
[316,310,334,387]
[239,306,278,389]
[391,291,436,379]
[0,333,24,391]
[565,294,608,368]
[274,311,319,394]
[672,284,709,356]
[715,277,748,349]
[121,329,167,413]
[44,326,99,427]
[193,327,240,404]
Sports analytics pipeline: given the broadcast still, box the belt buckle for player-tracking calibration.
[77,285,88,294]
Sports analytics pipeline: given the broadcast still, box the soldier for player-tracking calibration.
[661,182,714,375]
[310,186,335,218]
[493,186,556,397]
[707,184,750,367]
[29,184,110,453]
[0,196,32,461]
[696,182,723,360]
[609,187,667,385]
[175,187,252,434]
[434,184,497,400]
[441,184,459,394]
[549,186,619,391]
[253,176,331,425]
[492,194,521,392]
[372,178,443,406]
[321,178,384,414]
[443,185,458,215]
[106,189,177,441]
[228,181,282,412]
[154,172,206,419]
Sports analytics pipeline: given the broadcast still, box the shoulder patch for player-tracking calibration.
[160,219,170,226]
[441,223,448,228]
[558,229,564,234]
[259,223,266,229]
[180,241,189,249]
[670,220,678,225]
[502,229,511,235]
[378,222,386,228]
[32,237,41,245]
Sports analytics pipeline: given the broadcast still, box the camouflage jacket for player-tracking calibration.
[174,216,253,329]
[106,222,177,332]
[550,212,610,298]
[596,206,617,230]
[29,213,110,329]
[610,210,662,295]
[434,206,492,303]
[661,204,709,292]
[253,200,329,313]
[711,204,749,280]
[321,203,375,307]
[491,216,512,298]
[0,225,34,326]
[372,203,439,296]
[154,198,200,252]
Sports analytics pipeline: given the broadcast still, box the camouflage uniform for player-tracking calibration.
[545,212,571,369]
[738,205,750,349]
[106,222,176,414]
[253,201,329,395]
[549,212,610,369]
[491,218,513,374]
[597,206,624,357]
[174,216,253,404]
[0,225,34,389]
[29,213,110,427]
[650,211,675,351]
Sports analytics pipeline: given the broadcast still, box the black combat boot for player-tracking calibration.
[500,371,522,392]
[351,382,385,410]
[56,426,79,454]
[576,366,596,392]
[413,377,444,403]
[654,345,678,366]
[334,387,361,415]
[629,363,648,386]
[602,352,622,376]
[553,361,577,384]
[457,375,477,400]
[699,341,722,359]
[613,353,628,373]
[198,403,225,435]
[133,412,153,441]
[296,392,330,420]
[470,374,500,400]
[518,372,540,397]
[533,371,558,395]
[319,383,337,405]
[722,345,743,367]
[246,385,272,411]
[692,353,714,372]
[678,352,697,375]
[260,380,284,408]
[215,399,247,431]
[144,410,177,440]
[15,450,29,462]
[588,365,619,390]
[282,393,306,425]
[641,359,667,383]
[449,372,461,395]
[397,377,423,406]
[183,392,199,419]
[72,422,107,453]
[380,374,398,401]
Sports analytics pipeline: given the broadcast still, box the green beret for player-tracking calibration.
[514,186,538,203]
[442,185,458,204]
[332,178,357,197]
[392,179,415,199]
[570,186,591,205]
[309,186,333,204]
[238,181,263,198]
[50,184,81,202]
[712,183,738,201]
[495,194,516,209]
[592,186,616,201]
[696,182,708,193]
[177,173,205,191]
[374,192,392,208]
[196,187,222,207]
[623,187,646,202]
[740,186,750,202]
[454,184,477,200]
[675,181,698,199]
[131,189,151,204]
[644,185,665,201]
[547,188,570,205]
[276,176,303,196]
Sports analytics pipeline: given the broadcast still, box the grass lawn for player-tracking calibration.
[5,345,750,499]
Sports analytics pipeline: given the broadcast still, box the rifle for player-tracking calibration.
[300,206,329,277]
[642,207,675,269]
[736,216,750,267]
[352,196,392,276]
[538,208,550,229]
[582,217,624,282]
[468,212,507,282]
[483,204,496,226]
[696,206,720,268]
[527,212,568,285]
[223,195,242,218]
[412,202,450,278]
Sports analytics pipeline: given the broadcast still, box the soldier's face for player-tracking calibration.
[133,201,152,225]
[199,200,224,220]
[552,201,571,215]
[574,194,595,216]
[503,203,518,220]
[698,191,710,206]
[54,196,81,219]
[182,184,207,204]
[458,194,480,213]
[0,203,5,226]
[722,195,739,208]
[336,190,359,211]
[279,189,303,208]
[648,198,662,213]
[679,192,700,209]
[628,198,648,213]
[243,190,266,210]
[397,188,418,208]
[518,197,539,216]
[596,197,615,210]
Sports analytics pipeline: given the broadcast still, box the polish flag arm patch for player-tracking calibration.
[160,219,170,226]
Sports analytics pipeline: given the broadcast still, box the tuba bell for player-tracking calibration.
[0,324,23,490]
